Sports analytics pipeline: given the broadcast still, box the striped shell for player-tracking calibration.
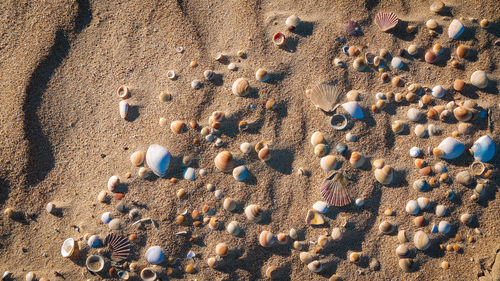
[309,83,343,112]
[320,171,351,207]
[245,204,263,222]
[105,233,130,261]
[375,12,399,32]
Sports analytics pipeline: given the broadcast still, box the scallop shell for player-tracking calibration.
[375,12,399,32]
[105,233,131,261]
[86,255,105,273]
[405,200,420,215]
[119,100,129,119]
[309,83,343,112]
[448,19,465,39]
[470,70,488,88]
[438,221,451,234]
[145,246,164,264]
[435,137,465,159]
[471,135,495,162]
[320,171,351,206]
[286,15,301,31]
[407,108,423,122]
[342,101,364,119]
[414,231,431,250]
[146,144,171,177]
[140,268,157,281]
[320,155,339,171]
[374,165,394,185]
[232,165,248,182]
[214,151,234,172]
[308,261,323,273]
[61,237,79,258]
[245,204,263,222]
[232,78,250,96]
[259,230,275,247]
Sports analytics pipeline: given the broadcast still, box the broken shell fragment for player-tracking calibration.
[448,19,465,39]
[305,209,325,225]
[342,101,364,119]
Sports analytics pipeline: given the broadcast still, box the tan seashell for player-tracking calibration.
[207,257,217,268]
[107,175,119,192]
[372,159,385,169]
[349,252,361,263]
[346,90,361,101]
[208,217,219,230]
[320,155,339,171]
[414,231,430,250]
[309,83,343,112]
[223,198,237,212]
[170,120,186,134]
[311,131,325,146]
[258,147,271,161]
[456,45,468,58]
[392,120,405,134]
[255,68,269,82]
[453,107,472,122]
[314,144,328,157]
[379,220,393,234]
[440,110,452,121]
[427,107,439,119]
[117,85,130,99]
[97,190,107,203]
[353,57,367,71]
[396,244,409,257]
[398,230,408,243]
[414,124,427,138]
[254,140,267,153]
[374,165,394,185]
[138,167,151,179]
[456,170,472,185]
[349,152,365,168]
[214,151,234,172]
[259,230,275,247]
[265,98,276,110]
[245,204,263,222]
[317,235,329,247]
[426,19,438,29]
[158,91,171,102]
[399,258,413,272]
[308,260,323,273]
[232,78,250,96]
[299,252,316,264]
[215,243,228,256]
[130,150,145,166]
[454,79,465,91]
[276,233,288,245]
[430,1,445,13]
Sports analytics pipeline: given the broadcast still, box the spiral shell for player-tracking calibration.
[245,204,263,222]
[232,78,250,96]
[259,230,275,247]
[375,12,399,32]
[214,151,234,172]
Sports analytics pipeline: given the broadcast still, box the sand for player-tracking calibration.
[0,0,499,280]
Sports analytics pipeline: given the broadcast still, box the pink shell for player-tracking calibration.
[375,12,399,32]
[320,172,351,207]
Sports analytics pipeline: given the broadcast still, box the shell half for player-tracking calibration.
[146,144,171,177]
[105,233,130,261]
[471,135,495,162]
[309,83,343,112]
[375,12,399,32]
[320,171,351,207]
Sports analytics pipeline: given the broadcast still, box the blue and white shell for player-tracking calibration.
[233,165,248,182]
[145,246,165,264]
[437,137,465,159]
[146,144,171,177]
[448,19,464,39]
[438,221,451,234]
[391,57,404,69]
[101,212,112,224]
[312,201,328,214]
[88,235,100,248]
[405,200,420,215]
[342,101,364,119]
[183,167,196,181]
[471,135,495,162]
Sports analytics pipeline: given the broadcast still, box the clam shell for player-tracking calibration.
[342,101,364,119]
[417,197,431,210]
[311,131,325,146]
[215,243,228,256]
[425,51,437,63]
[314,144,328,157]
[414,231,431,250]
[286,15,301,30]
[353,57,367,71]
[407,108,423,122]
[170,120,186,134]
[86,255,105,273]
[470,70,488,88]
[392,120,405,134]
[430,1,445,13]
[407,44,418,55]
[140,268,157,281]
[61,237,79,258]
[259,230,275,247]
[145,246,164,264]
[375,12,399,32]
[101,212,112,224]
[456,170,472,185]
[258,147,271,161]
[255,68,269,82]
[453,107,472,122]
[232,78,250,96]
[214,151,234,172]
[432,85,445,98]
[245,204,263,222]
[409,147,421,158]
[399,258,413,272]
[240,142,252,154]
[471,135,495,162]
[130,150,145,166]
[435,137,465,159]
[109,218,121,230]
[374,165,394,185]
[448,19,465,39]
[413,179,430,192]
[405,200,420,215]
[183,167,196,181]
[349,152,365,168]
[88,235,100,248]
[300,252,316,264]
[396,244,409,257]
[331,227,343,241]
[460,213,472,224]
[345,133,356,142]
[146,144,171,177]
[379,221,393,234]
[119,100,129,119]
[232,165,248,182]
[309,84,343,112]
[372,159,385,169]
[289,228,298,240]
[320,171,351,206]
[320,155,339,171]
[223,198,237,212]
[435,205,447,217]
[312,201,328,214]
[398,230,408,243]
[308,260,323,273]
[226,221,240,236]
[414,124,427,138]
[391,57,404,69]
[438,221,451,234]
[107,175,119,192]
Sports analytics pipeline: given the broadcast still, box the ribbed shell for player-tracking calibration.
[320,172,351,206]
[375,12,399,32]
[309,83,343,112]
[105,233,130,261]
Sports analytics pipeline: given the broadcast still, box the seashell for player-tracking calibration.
[448,19,465,39]
[166,70,176,80]
[453,79,465,91]
[414,231,431,250]
[146,144,171,177]
[233,165,248,182]
[434,162,447,173]
[446,189,455,200]
[215,243,228,256]
[375,12,399,32]
[345,133,356,142]
[214,151,234,172]
[406,200,420,215]
[372,159,385,169]
[255,68,269,82]
[355,197,364,207]
[417,197,431,210]
[317,234,329,247]
[117,85,130,99]
[140,268,157,281]
[300,252,316,264]
[191,79,202,90]
[223,198,237,212]
[204,69,215,80]
[409,147,421,158]
[425,51,437,63]
[398,230,408,243]
[333,58,345,67]
[305,209,325,225]
[320,171,351,206]
[349,152,365,168]
[456,45,468,58]
[88,235,100,248]
[61,237,79,259]
[183,167,196,181]
[265,98,276,110]
[426,19,438,29]
[348,46,359,56]
[330,114,348,130]
[314,144,328,157]
[46,202,55,214]
[414,124,427,138]
[170,120,186,134]
[245,204,263,222]
[413,179,430,192]
[392,120,405,134]
[480,19,490,28]
[311,131,324,146]
[353,57,367,71]
[272,32,286,47]
[346,90,360,101]
[101,212,112,224]
[309,83,343,112]
[396,244,409,257]
[320,155,339,171]
[312,201,328,214]
[438,221,451,234]
[453,107,472,122]
[379,221,393,234]
[391,57,404,69]
[289,228,298,240]
[435,205,447,217]
[375,92,386,100]
[145,246,164,264]
[286,15,301,31]
[308,261,323,273]
[107,175,119,192]
[407,108,423,122]
[374,165,394,185]
[130,150,145,166]
[109,218,121,230]
[434,137,465,159]
[258,147,271,161]
[407,44,418,56]
[86,255,105,273]
[456,170,472,185]
[365,53,375,64]
[471,135,495,162]
[119,100,129,119]
[232,78,250,96]
[129,208,140,220]
[276,233,288,245]
[328,228,343,242]
[259,230,275,247]
[342,101,364,119]
[460,213,472,224]
[432,85,445,98]
[428,124,440,136]
[240,142,252,154]
[345,20,362,36]
[399,258,413,272]
[439,109,452,121]
[430,1,445,13]
[349,252,361,263]
[336,143,348,155]
[373,56,382,66]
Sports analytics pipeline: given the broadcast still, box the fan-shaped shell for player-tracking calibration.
[448,19,464,39]
[145,246,164,264]
[214,151,234,172]
[245,204,263,222]
[342,101,364,119]
[309,83,343,112]
[146,144,171,177]
[105,233,131,261]
[320,171,351,206]
[375,12,399,32]
[471,135,495,162]
[435,137,465,159]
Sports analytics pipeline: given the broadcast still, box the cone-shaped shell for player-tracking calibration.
[245,204,263,222]
[146,144,171,177]
[145,246,164,264]
[470,70,488,88]
[232,78,250,96]
[119,100,129,119]
[320,171,351,206]
[448,19,465,39]
[214,151,234,172]
[471,135,495,162]
[259,231,275,247]
[342,101,364,119]
[414,231,431,250]
[435,137,465,159]
[375,12,399,32]
[374,165,394,185]
[309,84,343,112]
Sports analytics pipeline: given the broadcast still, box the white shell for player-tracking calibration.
[145,246,165,264]
[183,167,196,181]
[226,221,241,236]
[407,108,423,122]
[86,255,105,273]
[355,198,365,207]
[471,135,495,162]
[432,85,445,98]
[437,137,465,159]
[414,124,427,138]
[414,231,431,250]
[391,57,404,69]
[409,147,421,158]
[320,155,338,171]
[342,101,364,119]
[470,70,488,88]
[448,19,465,39]
[240,142,252,154]
[311,131,324,146]
[417,197,431,210]
[428,124,440,136]
[233,165,248,182]
[312,201,328,214]
[61,238,77,258]
[140,268,157,281]
[438,221,451,234]
[146,144,171,177]
[285,15,301,30]
[25,272,35,281]
[435,205,447,217]
[119,100,129,119]
[88,235,100,248]
[405,200,420,215]
[331,227,343,241]
[101,212,112,224]
[434,162,447,173]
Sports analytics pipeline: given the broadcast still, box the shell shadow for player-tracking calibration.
[390,20,416,41]
[283,36,298,53]
[459,26,477,41]
[293,21,314,37]
[209,73,224,86]
[125,105,140,122]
